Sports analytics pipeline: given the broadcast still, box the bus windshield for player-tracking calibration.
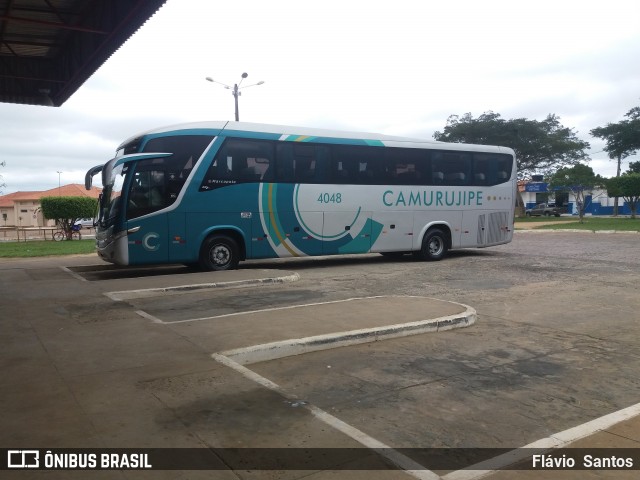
[99,162,127,227]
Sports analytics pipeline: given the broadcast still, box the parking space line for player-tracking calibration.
[134,295,475,331]
[443,401,640,480]
[104,273,300,301]
[203,297,474,478]
[141,295,391,324]
[60,266,89,282]
[135,310,164,324]
[213,352,440,480]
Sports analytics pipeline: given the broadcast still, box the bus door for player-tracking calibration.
[124,162,171,265]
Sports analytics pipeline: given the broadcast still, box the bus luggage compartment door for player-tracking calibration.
[322,210,374,255]
[252,210,324,258]
[371,211,413,252]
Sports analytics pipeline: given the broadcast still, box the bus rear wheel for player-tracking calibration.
[415,228,448,261]
[199,234,240,271]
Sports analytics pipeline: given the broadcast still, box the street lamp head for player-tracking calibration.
[205,72,263,122]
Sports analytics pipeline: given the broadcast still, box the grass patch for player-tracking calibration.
[515,216,640,231]
[0,239,96,258]
[514,216,577,223]
[540,217,640,231]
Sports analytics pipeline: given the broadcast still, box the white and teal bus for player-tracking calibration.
[85,121,516,271]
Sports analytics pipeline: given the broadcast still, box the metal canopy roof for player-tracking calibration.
[0,0,167,106]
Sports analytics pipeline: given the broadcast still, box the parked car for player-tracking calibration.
[74,218,96,228]
[525,203,567,217]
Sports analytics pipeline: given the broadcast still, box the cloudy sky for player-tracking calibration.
[1,0,639,194]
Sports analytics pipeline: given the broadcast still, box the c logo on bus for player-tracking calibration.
[142,232,160,251]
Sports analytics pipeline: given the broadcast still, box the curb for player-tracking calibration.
[216,298,476,365]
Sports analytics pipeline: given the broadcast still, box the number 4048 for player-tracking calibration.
[317,193,342,204]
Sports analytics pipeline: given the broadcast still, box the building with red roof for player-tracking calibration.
[0,184,101,227]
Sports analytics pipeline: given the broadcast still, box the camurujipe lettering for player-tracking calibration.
[382,189,484,208]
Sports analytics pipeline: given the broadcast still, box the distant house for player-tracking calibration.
[0,184,101,227]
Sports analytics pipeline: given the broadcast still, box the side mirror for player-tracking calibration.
[85,164,104,190]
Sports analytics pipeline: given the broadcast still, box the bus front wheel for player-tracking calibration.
[415,228,448,261]
[199,234,240,271]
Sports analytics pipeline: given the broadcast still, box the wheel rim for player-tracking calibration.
[428,236,444,256]
[210,244,231,267]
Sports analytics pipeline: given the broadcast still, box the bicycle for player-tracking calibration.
[53,224,82,241]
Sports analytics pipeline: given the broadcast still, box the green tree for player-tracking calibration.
[41,196,97,240]
[591,104,640,215]
[627,160,640,174]
[606,173,640,219]
[548,165,604,223]
[433,111,590,177]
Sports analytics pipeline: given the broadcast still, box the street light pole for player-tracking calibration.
[57,171,62,196]
[206,73,264,122]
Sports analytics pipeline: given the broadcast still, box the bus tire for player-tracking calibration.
[416,228,448,261]
[199,234,240,271]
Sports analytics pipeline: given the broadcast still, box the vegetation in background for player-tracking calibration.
[40,196,97,239]
[0,239,96,257]
[548,165,604,223]
[433,111,590,177]
[591,105,640,215]
[606,173,640,219]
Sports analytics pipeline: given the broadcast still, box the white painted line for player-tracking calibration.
[443,401,640,480]
[141,295,474,335]
[154,295,390,325]
[60,266,89,282]
[104,273,300,301]
[205,297,474,478]
[135,294,382,325]
[549,401,640,444]
[212,353,440,480]
[135,310,164,324]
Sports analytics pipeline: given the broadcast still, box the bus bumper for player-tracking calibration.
[96,231,129,265]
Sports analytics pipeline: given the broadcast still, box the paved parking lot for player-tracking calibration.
[1,231,639,479]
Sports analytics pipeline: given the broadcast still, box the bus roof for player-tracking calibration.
[117,121,515,156]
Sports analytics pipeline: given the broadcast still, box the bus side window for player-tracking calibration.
[496,156,513,183]
[274,143,324,184]
[200,138,274,189]
[332,145,383,185]
[275,144,295,182]
[471,153,513,186]
[387,148,429,186]
[472,154,491,186]
[432,151,470,186]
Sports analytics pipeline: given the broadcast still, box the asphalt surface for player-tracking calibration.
[1,230,639,479]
